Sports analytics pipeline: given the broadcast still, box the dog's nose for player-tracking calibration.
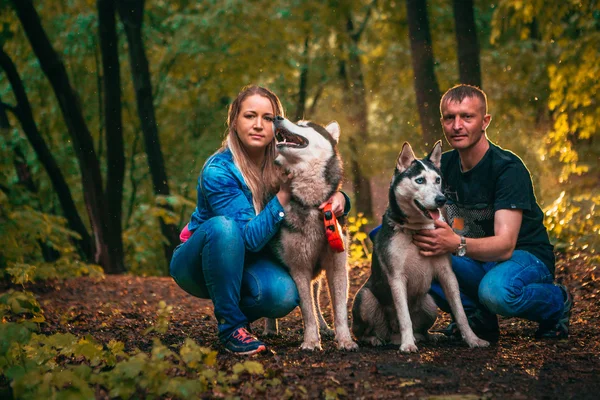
[435,195,447,207]
[274,116,284,121]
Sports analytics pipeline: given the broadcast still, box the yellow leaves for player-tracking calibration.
[144,301,173,335]
[232,360,264,375]
[5,263,37,286]
[347,213,372,263]
[180,338,217,369]
[544,191,600,253]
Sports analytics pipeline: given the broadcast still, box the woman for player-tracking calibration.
[170,85,348,355]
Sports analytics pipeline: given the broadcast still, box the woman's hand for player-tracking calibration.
[276,171,293,206]
[319,191,346,217]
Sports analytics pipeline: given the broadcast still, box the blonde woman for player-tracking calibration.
[170,86,349,355]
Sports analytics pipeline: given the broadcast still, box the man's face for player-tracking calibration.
[440,96,491,151]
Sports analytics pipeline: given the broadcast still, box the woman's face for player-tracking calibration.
[235,94,275,156]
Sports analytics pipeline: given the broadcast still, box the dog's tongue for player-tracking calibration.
[429,209,440,220]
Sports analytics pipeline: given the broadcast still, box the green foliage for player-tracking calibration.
[0,186,103,284]
[122,201,169,277]
[0,0,597,278]
[0,289,292,399]
[0,289,44,322]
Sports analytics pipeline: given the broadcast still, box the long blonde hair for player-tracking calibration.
[220,85,284,213]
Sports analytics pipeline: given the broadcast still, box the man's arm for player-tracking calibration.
[413,208,522,261]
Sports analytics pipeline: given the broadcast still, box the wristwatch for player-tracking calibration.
[456,236,467,257]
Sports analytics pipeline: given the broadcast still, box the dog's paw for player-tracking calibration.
[337,338,359,351]
[466,337,490,348]
[300,340,323,351]
[361,336,385,346]
[399,342,419,353]
[319,326,335,338]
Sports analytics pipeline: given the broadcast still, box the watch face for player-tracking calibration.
[457,246,466,257]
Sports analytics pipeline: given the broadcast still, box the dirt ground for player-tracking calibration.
[22,252,600,399]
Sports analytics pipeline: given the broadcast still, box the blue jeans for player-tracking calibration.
[430,250,563,323]
[169,216,299,341]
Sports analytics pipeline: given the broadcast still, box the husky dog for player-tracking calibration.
[270,116,358,351]
[351,141,489,352]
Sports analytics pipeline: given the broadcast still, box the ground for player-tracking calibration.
[18,252,600,399]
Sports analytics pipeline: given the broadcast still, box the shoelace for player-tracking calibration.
[232,328,255,344]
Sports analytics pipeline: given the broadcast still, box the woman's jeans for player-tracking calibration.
[170,216,299,342]
[430,250,564,323]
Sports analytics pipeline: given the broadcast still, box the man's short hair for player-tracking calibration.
[440,84,488,115]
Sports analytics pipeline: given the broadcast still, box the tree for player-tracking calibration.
[0,47,93,261]
[117,0,180,263]
[98,0,125,272]
[405,0,442,146]
[10,0,125,273]
[338,1,377,219]
[452,0,481,87]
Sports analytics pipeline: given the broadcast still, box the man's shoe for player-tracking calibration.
[436,308,500,343]
[224,327,267,355]
[535,284,573,339]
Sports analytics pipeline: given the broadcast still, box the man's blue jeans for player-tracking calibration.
[169,216,299,341]
[430,250,564,323]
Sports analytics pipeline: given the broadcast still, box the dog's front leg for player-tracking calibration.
[437,265,489,348]
[389,277,418,352]
[290,270,322,351]
[263,318,278,336]
[324,253,358,351]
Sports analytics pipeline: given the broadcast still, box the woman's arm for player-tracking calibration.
[201,164,285,252]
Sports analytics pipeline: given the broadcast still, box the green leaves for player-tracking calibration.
[0,289,43,320]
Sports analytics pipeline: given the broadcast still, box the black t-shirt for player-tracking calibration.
[441,141,555,274]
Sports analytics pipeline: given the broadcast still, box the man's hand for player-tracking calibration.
[413,219,461,257]
[319,192,345,217]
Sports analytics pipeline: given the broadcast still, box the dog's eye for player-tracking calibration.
[436,177,441,184]
[415,178,424,184]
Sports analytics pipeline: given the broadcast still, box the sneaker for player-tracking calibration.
[535,284,573,339]
[436,308,500,343]
[224,327,267,355]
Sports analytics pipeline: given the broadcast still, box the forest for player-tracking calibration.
[1,0,599,399]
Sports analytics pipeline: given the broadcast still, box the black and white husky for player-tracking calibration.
[269,116,358,351]
[351,141,489,352]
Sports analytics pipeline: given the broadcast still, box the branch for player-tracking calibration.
[351,0,378,41]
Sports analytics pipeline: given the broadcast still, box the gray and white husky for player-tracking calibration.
[269,116,358,351]
[351,141,489,352]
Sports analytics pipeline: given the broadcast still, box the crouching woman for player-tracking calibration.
[170,85,347,355]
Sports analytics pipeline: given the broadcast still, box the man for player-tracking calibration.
[412,84,572,342]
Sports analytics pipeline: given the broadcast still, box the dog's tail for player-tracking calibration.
[351,285,389,342]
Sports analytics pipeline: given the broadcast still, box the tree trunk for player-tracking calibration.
[11,0,124,273]
[0,46,93,261]
[340,13,374,219]
[98,0,125,269]
[452,0,481,88]
[117,0,179,263]
[406,0,442,146]
[294,36,310,122]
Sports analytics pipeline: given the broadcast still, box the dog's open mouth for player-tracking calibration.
[275,127,309,149]
[414,200,440,220]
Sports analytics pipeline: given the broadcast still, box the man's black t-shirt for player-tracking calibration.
[441,141,555,274]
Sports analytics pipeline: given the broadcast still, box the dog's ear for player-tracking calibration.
[396,142,415,172]
[427,140,442,169]
[325,121,341,143]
